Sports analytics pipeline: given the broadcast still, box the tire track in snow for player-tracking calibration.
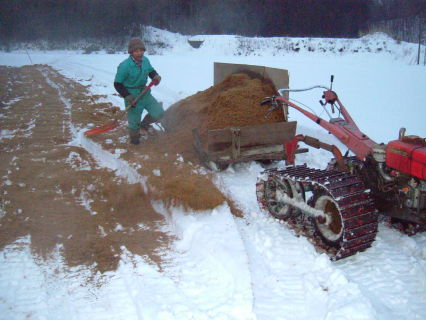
[152,203,256,319]
[336,225,426,320]
[235,215,325,319]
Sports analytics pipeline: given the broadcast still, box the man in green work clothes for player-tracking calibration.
[114,37,163,145]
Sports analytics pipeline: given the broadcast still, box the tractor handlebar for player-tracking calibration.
[277,85,330,96]
[261,76,337,119]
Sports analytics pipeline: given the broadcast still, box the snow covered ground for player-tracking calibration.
[1,30,426,319]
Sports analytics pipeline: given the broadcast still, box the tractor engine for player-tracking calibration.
[372,133,426,212]
[386,137,426,210]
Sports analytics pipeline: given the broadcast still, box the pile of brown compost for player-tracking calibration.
[161,72,285,162]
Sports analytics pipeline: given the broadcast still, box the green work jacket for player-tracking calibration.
[114,56,154,96]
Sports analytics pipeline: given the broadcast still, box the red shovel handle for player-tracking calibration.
[125,80,158,110]
[84,80,158,137]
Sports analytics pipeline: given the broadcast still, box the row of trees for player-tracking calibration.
[369,0,425,20]
[0,0,425,42]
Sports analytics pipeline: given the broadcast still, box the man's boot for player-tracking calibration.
[128,128,140,145]
[140,114,157,137]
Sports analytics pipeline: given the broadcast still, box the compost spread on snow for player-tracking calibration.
[1,67,281,277]
[87,71,283,219]
[0,66,284,277]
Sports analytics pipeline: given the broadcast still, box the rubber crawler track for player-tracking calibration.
[256,165,379,260]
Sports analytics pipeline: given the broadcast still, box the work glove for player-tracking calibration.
[125,94,136,108]
[153,75,161,85]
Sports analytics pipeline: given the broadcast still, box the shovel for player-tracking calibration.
[84,80,157,136]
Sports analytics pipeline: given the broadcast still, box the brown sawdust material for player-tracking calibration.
[162,72,285,158]
[0,65,170,278]
[207,74,283,130]
[76,111,231,217]
[147,159,227,211]
[2,66,279,278]
[135,72,284,216]
[80,73,263,217]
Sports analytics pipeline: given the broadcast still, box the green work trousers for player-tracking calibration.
[126,89,163,130]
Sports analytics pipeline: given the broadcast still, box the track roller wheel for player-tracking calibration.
[257,175,301,220]
[312,192,343,247]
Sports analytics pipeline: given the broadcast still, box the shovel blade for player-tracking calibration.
[84,121,119,136]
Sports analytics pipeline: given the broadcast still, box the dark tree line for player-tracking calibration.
[368,0,426,43]
[0,0,425,42]
[369,0,426,20]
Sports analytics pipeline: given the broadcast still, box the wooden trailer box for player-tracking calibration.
[192,62,306,170]
[193,121,301,169]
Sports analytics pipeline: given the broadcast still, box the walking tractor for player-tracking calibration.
[257,76,426,260]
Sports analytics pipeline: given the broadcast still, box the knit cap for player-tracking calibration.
[128,37,146,53]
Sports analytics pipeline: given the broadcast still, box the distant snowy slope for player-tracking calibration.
[3,26,424,66]
[139,27,424,65]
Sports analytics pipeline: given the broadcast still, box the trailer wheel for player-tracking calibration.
[312,192,343,246]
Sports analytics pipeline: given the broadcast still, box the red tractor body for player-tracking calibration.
[386,139,426,180]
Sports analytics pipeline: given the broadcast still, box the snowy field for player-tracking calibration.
[1,30,426,319]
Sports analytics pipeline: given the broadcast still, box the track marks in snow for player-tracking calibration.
[0,239,153,320]
[336,225,426,320]
[0,239,50,320]
[236,216,326,319]
[236,212,378,320]
[153,203,256,319]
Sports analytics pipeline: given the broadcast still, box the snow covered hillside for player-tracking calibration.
[148,26,424,64]
[0,28,425,320]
